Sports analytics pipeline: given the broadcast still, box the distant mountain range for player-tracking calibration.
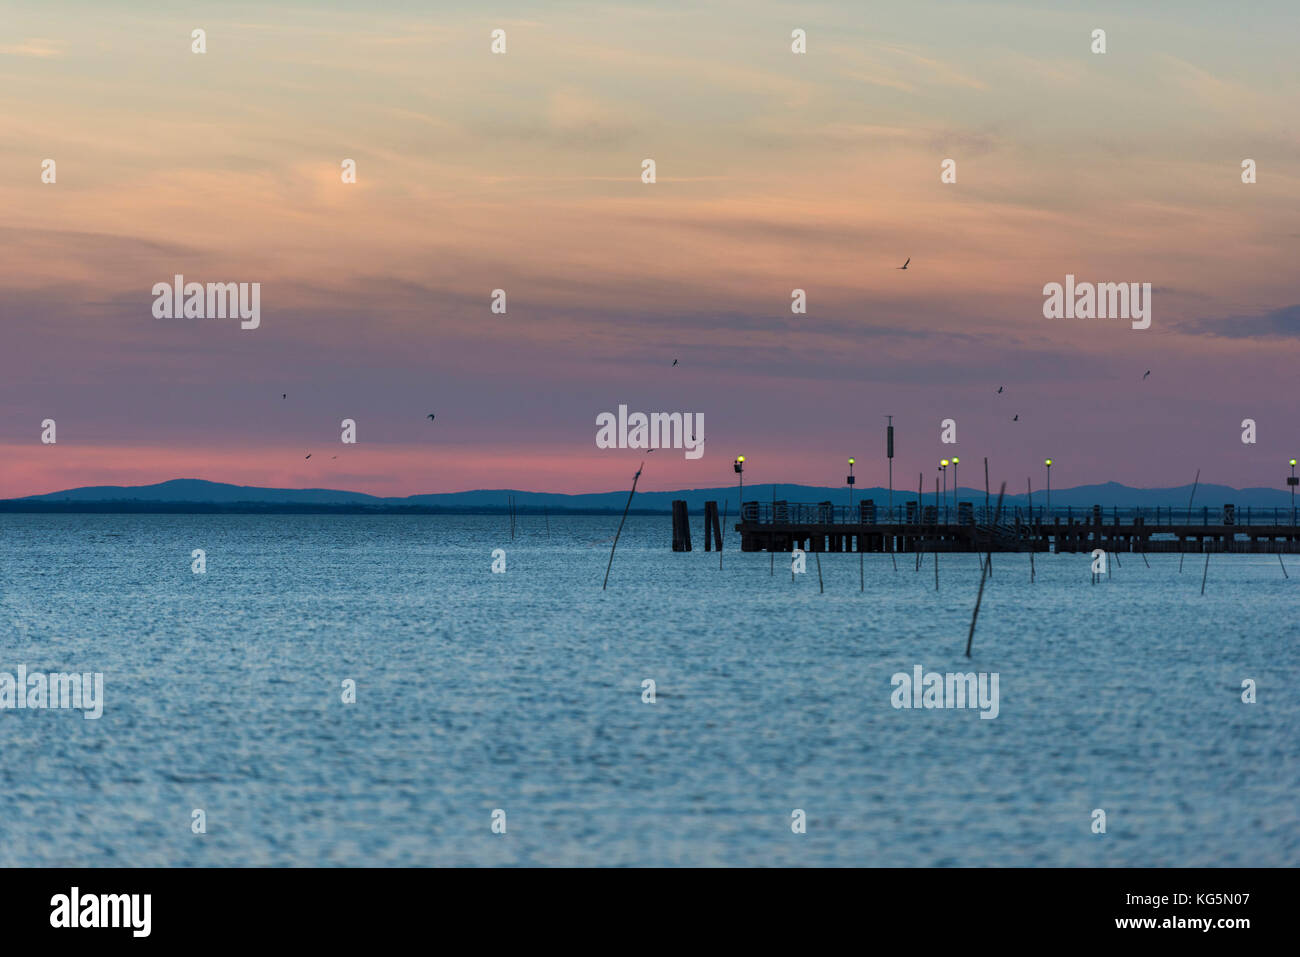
[2,477,1296,514]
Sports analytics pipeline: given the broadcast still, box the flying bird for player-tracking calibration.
[281,394,286,399]
[427,414,436,421]
[1013,415,1019,422]
[896,258,910,270]
[997,386,1004,394]
[1143,370,1151,379]
[305,454,311,460]
[672,359,678,366]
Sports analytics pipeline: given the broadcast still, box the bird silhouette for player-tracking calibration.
[997,386,1004,394]
[331,455,337,459]
[896,258,910,270]
[1013,415,1019,422]
[1143,370,1151,379]
[427,414,435,420]
[281,394,286,399]
[305,454,311,460]
[672,359,678,366]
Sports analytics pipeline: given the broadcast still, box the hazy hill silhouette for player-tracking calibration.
[4,477,1294,514]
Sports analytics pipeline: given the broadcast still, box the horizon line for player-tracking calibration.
[10,475,1295,501]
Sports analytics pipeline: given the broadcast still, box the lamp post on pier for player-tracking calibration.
[939,459,949,524]
[886,416,894,523]
[1289,458,1297,526]
[734,456,744,518]
[941,462,951,522]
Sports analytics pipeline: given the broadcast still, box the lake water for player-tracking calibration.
[1,514,1296,866]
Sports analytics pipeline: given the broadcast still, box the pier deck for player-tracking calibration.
[712,501,1300,554]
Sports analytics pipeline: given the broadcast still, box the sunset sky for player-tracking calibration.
[3,1,1298,498]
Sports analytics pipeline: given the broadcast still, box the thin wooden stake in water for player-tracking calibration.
[815,550,823,593]
[1027,477,1035,583]
[916,473,923,572]
[1201,549,1210,595]
[965,482,1007,658]
[984,458,993,577]
[602,462,643,590]
[1278,552,1289,578]
[984,458,990,521]
[934,476,940,591]
[1179,469,1200,572]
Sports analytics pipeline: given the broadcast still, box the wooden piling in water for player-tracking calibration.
[672,500,692,552]
[718,502,727,570]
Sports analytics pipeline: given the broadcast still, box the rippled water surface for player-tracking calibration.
[1,514,1296,866]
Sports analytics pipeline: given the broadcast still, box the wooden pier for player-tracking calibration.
[711,500,1300,554]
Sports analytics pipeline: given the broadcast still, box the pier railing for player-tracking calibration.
[700,498,1300,553]
[738,501,1299,528]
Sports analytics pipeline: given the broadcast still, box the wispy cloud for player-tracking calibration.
[1179,305,1300,339]
[842,70,916,94]
[876,44,989,92]
[1157,54,1244,111]
[0,38,60,58]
